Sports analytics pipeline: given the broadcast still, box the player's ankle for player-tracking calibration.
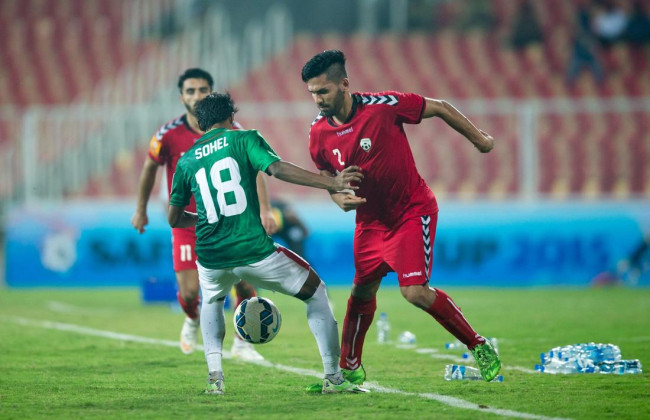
[324,371,345,385]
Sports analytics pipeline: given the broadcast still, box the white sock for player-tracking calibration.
[324,371,345,384]
[305,283,341,376]
[201,297,225,373]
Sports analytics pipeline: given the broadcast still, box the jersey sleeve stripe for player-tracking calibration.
[310,113,324,126]
[308,112,324,136]
[155,116,184,140]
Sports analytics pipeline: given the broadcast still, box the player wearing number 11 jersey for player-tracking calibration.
[168,92,366,394]
[302,50,501,383]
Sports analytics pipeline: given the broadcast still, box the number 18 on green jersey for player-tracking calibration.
[170,128,281,269]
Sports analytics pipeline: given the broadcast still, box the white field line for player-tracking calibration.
[402,344,538,374]
[3,315,569,420]
[46,301,118,317]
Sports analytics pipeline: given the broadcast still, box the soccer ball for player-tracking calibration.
[233,297,282,344]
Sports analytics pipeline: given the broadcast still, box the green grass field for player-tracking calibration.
[1,287,649,419]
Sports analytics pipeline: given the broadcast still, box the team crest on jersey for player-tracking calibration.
[149,136,162,157]
[360,138,372,152]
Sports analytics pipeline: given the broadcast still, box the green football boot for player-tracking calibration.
[470,340,501,382]
[305,366,368,393]
[321,378,367,394]
[305,382,323,393]
[204,379,225,395]
[341,364,366,385]
[204,371,225,395]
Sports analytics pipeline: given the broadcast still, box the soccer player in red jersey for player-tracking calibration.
[301,50,501,382]
[131,68,277,360]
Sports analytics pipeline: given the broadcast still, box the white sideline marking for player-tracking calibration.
[5,315,215,354]
[403,347,538,374]
[46,301,117,317]
[4,316,567,420]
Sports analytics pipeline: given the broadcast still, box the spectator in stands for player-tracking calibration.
[567,3,605,86]
[592,0,629,47]
[408,0,436,32]
[270,200,309,258]
[592,233,650,287]
[625,0,650,45]
[509,0,544,50]
[617,233,650,286]
[454,0,497,33]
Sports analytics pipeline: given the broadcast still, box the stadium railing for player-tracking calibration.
[3,97,648,206]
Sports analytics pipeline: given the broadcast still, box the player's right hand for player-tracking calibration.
[475,129,494,153]
[333,165,364,191]
[131,212,149,234]
[332,192,367,212]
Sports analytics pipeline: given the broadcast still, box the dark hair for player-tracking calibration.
[177,68,214,93]
[195,92,238,131]
[301,50,347,83]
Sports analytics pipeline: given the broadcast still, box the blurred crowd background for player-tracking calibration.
[1,0,649,288]
[1,0,648,206]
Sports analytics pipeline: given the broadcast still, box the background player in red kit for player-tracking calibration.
[301,50,501,382]
[131,68,276,360]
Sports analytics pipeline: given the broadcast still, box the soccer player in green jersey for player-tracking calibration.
[168,92,366,395]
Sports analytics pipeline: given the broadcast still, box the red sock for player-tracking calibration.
[177,292,200,320]
[425,288,484,349]
[340,295,376,370]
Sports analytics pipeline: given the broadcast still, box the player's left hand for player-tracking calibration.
[332,192,367,212]
[260,209,279,235]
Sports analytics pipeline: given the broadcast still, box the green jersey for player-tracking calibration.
[170,127,281,269]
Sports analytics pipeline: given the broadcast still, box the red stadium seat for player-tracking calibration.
[4,1,648,199]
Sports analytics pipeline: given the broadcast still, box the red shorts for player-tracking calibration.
[172,227,197,272]
[353,213,437,286]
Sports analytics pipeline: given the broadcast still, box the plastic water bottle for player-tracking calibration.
[541,343,621,365]
[540,345,580,364]
[444,364,503,382]
[598,359,643,374]
[446,337,499,352]
[537,343,632,375]
[445,339,464,350]
[537,357,597,374]
[488,337,499,354]
[398,331,416,344]
[376,312,390,344]
[621,359,642,374]
[596,343,622,362]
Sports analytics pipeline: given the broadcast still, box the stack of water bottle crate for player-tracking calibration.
[535,343,642,374]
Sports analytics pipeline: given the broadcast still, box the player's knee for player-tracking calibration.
[351,280,381,300]
[176,270,200,298]
[400,285,428,308]
[177,285,200,301]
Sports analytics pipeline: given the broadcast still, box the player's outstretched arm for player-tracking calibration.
[256,172,278,235]
[131,156,159,233]
[422,98,494,153]
[267,161,363,193]
[168,205,198,228]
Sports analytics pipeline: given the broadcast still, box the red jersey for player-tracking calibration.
[148,114,242,213]
[309,91,438,229]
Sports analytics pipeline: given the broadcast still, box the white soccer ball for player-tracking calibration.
[233,297,282,344]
